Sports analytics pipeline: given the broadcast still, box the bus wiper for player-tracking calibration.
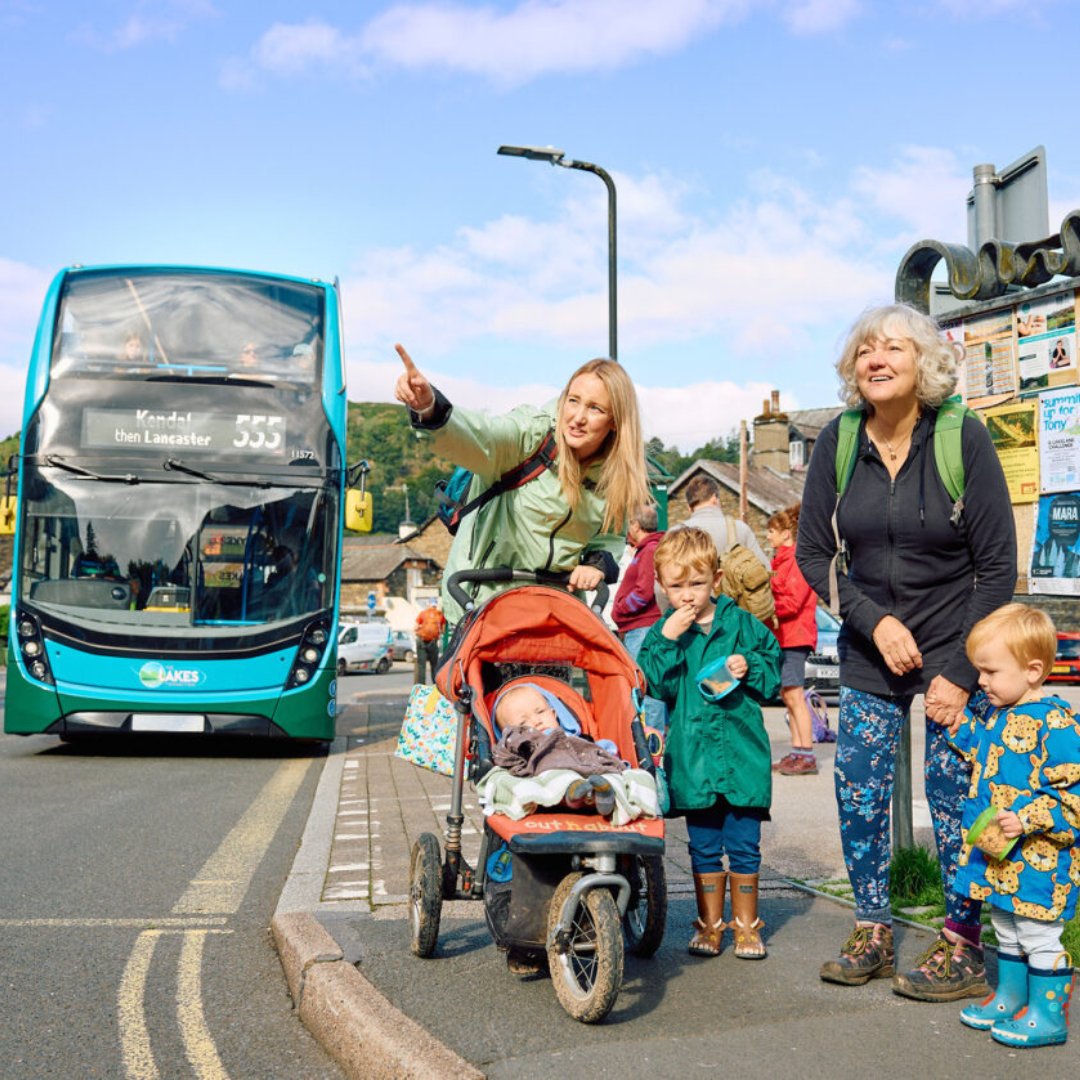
[45,455,141,484]
[163,458,271,488]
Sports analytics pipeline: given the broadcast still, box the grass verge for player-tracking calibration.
[810,844,1079,957]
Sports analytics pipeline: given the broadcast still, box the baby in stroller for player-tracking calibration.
[479,677,660,825]
[492,682,625,817]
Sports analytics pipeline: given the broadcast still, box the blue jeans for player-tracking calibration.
[622,625,668,733]
[834,685,980,928]
[684,798,763,875]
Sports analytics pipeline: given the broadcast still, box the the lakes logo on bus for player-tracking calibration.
[138,661,206,689]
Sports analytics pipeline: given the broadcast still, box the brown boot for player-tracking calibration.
[689,871,727,957]
[820,922,895,985]
[729,872,766,959]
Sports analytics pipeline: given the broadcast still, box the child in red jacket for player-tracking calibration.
[767,504,819,776]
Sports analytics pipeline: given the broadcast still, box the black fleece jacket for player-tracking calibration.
[796,406,1016,697]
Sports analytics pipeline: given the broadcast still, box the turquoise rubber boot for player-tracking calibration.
[961,951,1027,1030]
[991,959,1074,1048]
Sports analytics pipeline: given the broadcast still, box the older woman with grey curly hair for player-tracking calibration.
[796,302,1015,1002]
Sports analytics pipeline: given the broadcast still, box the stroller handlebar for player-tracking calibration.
[446,568,609,616]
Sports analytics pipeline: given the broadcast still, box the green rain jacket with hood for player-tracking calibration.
[411,388,624,625]
[638,596,781,813]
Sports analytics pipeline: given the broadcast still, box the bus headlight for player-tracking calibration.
[286,616,331,690]
[15,609,54,686]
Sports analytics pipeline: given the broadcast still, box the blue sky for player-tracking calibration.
[3,0,1079,449]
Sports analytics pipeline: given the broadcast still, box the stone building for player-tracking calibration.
[339,535,442,616]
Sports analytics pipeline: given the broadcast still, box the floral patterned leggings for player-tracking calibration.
[835,686,982,928]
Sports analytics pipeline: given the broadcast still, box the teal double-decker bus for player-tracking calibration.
[3,265,370,741]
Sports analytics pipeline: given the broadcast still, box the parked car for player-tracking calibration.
[337,620,392,676]
[1048,630,1080,684]
[389,630,416,663]
[805,606,841,701]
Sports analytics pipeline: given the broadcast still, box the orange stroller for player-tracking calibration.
[408,569,667,1023]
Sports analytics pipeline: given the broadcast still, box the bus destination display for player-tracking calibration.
[82,408,286,455]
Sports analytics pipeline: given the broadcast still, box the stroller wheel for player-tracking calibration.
[547,872,623,1023]
[621,854,667,958]
[409,833,443,957]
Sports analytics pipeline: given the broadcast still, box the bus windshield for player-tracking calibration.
[19,469,335,629]
[51,270,323,386]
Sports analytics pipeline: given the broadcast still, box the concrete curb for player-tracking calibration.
[272,732,485,1078]
[272,912,483,1080]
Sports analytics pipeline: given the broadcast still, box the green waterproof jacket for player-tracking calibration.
[637,596,781,813]
[415,392,625,625]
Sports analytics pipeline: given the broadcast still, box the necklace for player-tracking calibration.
[870,416,918,461]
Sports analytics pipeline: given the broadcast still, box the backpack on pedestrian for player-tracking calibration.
[434,429,557,536]
[415,606,444,642]
[719,516,777,628]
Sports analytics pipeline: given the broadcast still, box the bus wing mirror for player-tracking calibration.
[0,495,15,535]
[345,489,373,533]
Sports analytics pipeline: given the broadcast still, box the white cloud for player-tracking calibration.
[0,258,50,437]
[781,0,862,34]
[361,0,749,85]
[81,1,218,52]
[851,146,970,247]
[253,20,366,77]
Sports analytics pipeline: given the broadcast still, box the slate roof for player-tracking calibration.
[340,540,439,583]
[668,460,806,517]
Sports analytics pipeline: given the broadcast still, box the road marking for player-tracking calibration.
[112,757,310,1077]
[173,757,311,914]
[118,930,161,1080]
[0,917,228,928]
[177,930,229,1080]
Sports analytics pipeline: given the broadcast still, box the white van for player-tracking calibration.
[337,620,392,676]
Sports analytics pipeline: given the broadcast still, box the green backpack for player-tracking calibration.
[834,399,973,510]
[826,400,975,612]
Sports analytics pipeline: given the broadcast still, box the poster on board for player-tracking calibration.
[941,319,965,402]
[1014,292,1078,393]
[1028,491,1080,595]
[983,400,1039,502]
[1038,385,1080,493]
[963,309,1015,409]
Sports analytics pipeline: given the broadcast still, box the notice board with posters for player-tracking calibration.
[947,280,1080,595]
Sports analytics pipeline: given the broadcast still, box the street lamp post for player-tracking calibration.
[497,144,618,361]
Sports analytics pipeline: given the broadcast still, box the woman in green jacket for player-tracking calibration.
[394,344,650,625]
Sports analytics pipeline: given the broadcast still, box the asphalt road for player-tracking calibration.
[0,685,348,1079]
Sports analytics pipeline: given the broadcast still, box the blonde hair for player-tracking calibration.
[555,359,650,533]
[836,303,958,410]
[654,526,718,583]
[768,502,801,534]
[966,602,1057,676]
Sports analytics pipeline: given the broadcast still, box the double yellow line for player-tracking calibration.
[117,758,311,1079]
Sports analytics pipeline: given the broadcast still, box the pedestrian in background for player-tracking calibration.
[678,474,770,566]
[797,302,1016,1001]
[612,503,668,732]
[414,603,446,684]
[767,503,818,776]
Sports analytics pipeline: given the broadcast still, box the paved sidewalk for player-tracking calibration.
[273,692,1077,1079]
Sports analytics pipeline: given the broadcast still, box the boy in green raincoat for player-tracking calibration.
[638,526,780,960]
